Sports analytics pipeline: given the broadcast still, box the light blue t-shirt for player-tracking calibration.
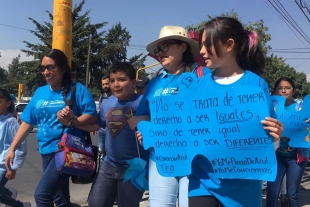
[188,70,271,207]
[21,82,97,154]
[0,113,27,171]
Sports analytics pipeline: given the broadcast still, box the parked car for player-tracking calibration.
[15,102,28,116]
[14,102,35,131]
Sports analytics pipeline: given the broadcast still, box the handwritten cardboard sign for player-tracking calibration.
[138,73,277,181]
[271,95,310,148]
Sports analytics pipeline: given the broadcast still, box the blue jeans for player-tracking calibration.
[88,160,143,207]
[149,159,188,207]
[266,154,307,207]
[34,153,72,207]
[98,128,106,157]
[0,170,23,207]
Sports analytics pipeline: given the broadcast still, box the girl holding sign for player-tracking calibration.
[129,25,211,207]
[188,17,283,207]
[266,77,310,207]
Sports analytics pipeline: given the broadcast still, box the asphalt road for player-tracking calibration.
[6,130,93,207]
[5,130,310,207]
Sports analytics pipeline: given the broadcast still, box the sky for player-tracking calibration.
[1,0,310,79]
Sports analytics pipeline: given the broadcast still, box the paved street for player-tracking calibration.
[4,131,310,206]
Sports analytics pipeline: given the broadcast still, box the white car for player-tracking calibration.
[15,102,28,116]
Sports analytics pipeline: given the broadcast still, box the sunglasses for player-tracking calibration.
[154,41,181,57]
[38,64,57,72]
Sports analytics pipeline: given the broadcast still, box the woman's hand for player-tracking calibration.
[261,117,283,139]
[136,131,143,146]
[5,149,15,172]
[57,106,74,126]
[261,117,283,150]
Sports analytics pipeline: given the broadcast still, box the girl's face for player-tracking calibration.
[0,98,11,115]
[274,80,295,99]
[200,30,222,69]
[40,56,65,90]
[155,40,185,73]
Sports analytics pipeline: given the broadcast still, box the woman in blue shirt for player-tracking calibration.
[129,25,210,207]
[5,49,97,207]
[266,77,310,207]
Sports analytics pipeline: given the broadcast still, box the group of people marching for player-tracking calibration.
[0,16,307,207]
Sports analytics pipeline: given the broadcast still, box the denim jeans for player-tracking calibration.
[149,159,189,207]
[88,160,143,207]
[0,170,23,207]
[266,154,307,207]
[98,128,106,156]
[34,153,72,207]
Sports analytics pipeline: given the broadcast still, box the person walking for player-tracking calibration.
[5,49,97,207]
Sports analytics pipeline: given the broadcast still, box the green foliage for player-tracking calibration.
[186,9,309,98]
[4,0,146,99]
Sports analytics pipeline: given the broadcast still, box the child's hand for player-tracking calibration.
[5,150,15,172]
[5,169,16,180]
[136,131,143,146]
[306,118,310,123]
[127,115,150,130]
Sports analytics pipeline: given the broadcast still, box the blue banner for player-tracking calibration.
[138,73,277,181]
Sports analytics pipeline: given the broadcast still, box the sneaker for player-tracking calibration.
[8,187,17,199]
[22,202,31,207]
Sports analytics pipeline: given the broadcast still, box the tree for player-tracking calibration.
[186,10,310,98]
[17,0,146,97]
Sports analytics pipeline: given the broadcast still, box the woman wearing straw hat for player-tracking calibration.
[128,25,210,207]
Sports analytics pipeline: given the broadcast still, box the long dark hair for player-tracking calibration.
[199,17,265,76]
[0,89,14,113]
[273,77,296,91]
[169,39,196,74]
[40,49,73,106]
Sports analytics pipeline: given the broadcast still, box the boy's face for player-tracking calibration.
[110,71,136,100]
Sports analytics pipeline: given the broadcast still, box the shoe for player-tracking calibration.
[8,187,17,199]
[22,202,31,207]
[280,194,289,207]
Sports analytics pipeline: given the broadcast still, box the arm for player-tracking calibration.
[9,119,27,170]
[5,122,32,171]
[74,122,100,132]
[57,106,98,127]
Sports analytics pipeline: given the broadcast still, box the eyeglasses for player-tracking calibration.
[276,86,293,91]
[154,42,180,57]
[38,64,57,72]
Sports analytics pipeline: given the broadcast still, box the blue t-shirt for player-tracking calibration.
[188,70,270,207]
[136,66,212,160]
[97,94,149,167]
[21,82,97,154]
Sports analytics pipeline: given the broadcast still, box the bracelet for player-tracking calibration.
[67,118,75,128]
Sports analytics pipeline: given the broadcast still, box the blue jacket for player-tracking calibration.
[0,113,27,171]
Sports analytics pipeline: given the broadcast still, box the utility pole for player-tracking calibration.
[86,35,92,88]
[52,0,72,67]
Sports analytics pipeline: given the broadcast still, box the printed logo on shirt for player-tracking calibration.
[154,87,178,97]
[106,107,135,138]
[36,99,65,108]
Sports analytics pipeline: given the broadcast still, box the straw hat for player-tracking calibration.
[146,25,200,58]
